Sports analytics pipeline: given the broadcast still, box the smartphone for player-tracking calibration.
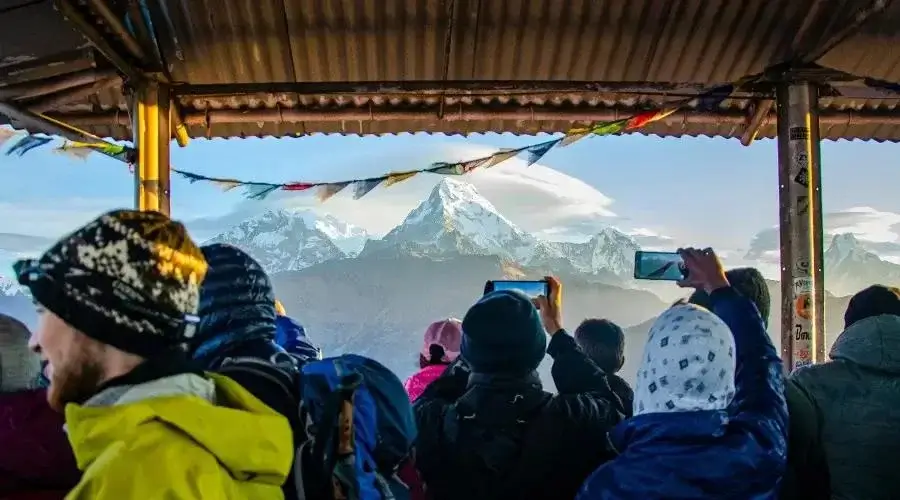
[633,251,688,281]
[484,280,549,298]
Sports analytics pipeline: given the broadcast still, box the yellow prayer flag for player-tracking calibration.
[383,171,417,187]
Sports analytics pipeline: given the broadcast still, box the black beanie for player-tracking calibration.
[844,285,900,329]
[461,290,547,375]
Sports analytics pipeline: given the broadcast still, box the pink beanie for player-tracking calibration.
[420,318,462,363]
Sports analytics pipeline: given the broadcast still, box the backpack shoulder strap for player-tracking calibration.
[218,353,301,420]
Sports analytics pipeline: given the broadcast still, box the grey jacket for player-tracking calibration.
[791,314,900,500]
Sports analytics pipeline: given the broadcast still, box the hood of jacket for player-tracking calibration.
[0,389,79,496]
[65,372,292,486]
[192,244,278,365]
[274,315,322,363]
[404,364,447,402]
[579,411,784,499]
[829,314,900,373]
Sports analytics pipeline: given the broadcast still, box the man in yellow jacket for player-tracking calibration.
[13,210,293,499]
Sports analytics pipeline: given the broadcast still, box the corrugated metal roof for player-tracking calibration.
[1,0,899,141]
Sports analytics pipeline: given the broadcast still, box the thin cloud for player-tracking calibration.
[0,198,130,237]
[190,142,622,240]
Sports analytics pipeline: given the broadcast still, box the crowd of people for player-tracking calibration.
[0,208,898,499]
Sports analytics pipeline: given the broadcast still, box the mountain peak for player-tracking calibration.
[371,178,537,260]
[826,233,864,262]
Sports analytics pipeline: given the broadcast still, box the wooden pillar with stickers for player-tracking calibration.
[775,81,826,372]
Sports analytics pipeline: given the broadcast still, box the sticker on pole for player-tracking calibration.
[793,277,812,294]
[789,127,810,140]
[794,293,812,320]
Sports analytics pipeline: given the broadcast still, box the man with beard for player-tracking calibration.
[14,210,293,500]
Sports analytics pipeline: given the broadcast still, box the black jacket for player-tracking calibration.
[779,378,830,500]
[548,332,633,417]
[414,331,624,500]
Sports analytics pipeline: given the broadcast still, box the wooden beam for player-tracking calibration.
[0,69,118,100]
[741,99,775,146]
[86,0,147,61]
[0,48,96,80]
[41,104,900,128]
[25,77,122,113]
[175,80,736,98]
[53,0,189,147]
[53,0,142,82]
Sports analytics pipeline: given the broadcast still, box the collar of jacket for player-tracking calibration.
[82,372,216,408]
[81,351,202,407]
[466,371,542,390]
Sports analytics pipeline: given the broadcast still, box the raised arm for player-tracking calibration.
[678,247,787,452]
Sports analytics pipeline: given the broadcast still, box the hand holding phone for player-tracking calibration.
[633,251,688,281]
[483,279,549,298]
[675,247,729,293]
[533,276,563,335]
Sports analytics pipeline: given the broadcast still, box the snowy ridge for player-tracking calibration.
[366,178,544,261]
[361,178,639,278]
[206,209,365,273]
[180,179,643,278]
[824,233,900,295]
[0,275,24,297]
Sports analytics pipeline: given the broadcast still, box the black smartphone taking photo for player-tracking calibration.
[633,251,688,281]
[484,279,549,298]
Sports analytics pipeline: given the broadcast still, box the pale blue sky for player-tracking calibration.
[0,131,896,271]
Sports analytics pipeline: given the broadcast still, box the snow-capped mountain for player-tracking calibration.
[551,228,641,277]
[361,177,546,261]
[824,233,900,296]
[0,275,24,297]
[206,209,365,273]
[359,178,638,278]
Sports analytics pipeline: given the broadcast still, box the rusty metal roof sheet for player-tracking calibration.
[0,0,899,141]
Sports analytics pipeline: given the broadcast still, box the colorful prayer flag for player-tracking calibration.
[6,135,51,157]
[384,171,417,187]
[317,182,349,202]
[245,184,280,200]
[0,128,20,148]
[353,178,383,199]
[484,149,521,168]
[523,139,561,166]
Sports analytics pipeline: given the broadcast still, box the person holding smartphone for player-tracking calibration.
[578,248,788,499]
[414,279,624,500]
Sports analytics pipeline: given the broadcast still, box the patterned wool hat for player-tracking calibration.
[13,210,207,357]
[634,303,736,416]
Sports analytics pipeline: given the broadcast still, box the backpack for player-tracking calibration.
[435,383,550,498]
[295,354,417,500]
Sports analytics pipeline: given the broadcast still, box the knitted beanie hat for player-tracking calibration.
[461,290,546,375]
[14,210,207,357]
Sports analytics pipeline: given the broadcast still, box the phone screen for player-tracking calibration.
[633,251,686,281]
[485,280,549,298]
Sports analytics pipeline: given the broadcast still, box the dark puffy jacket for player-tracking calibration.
[779,378,829,500]
[414,332,624,500]
[791,314,900,500]
[578,287,788,499]
[0,389,80,500]
[191,243,300,424]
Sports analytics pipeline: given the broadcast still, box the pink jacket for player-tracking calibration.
[403,364,448,402]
